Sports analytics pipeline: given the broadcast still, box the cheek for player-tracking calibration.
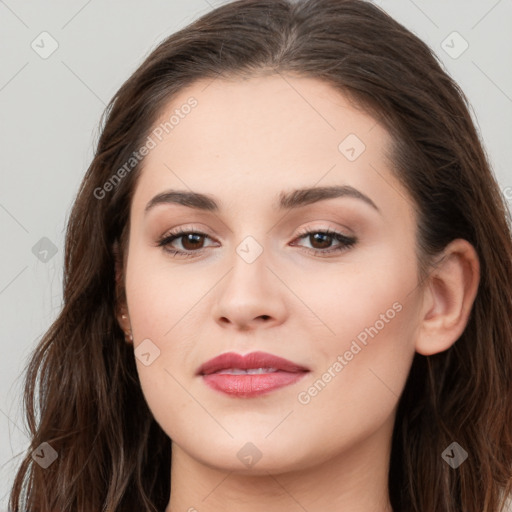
[289,294,418,469]
[125,263,204,442]
[124,244,234,436]
[125,246,207,343]
[290,247,419,429]
[291,240,419,355]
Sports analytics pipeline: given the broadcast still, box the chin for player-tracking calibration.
[176,433,319,476]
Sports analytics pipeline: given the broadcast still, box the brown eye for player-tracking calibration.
[292,229,357,256]
[308,232,335,250]
[157,229,216,258]
[180,233,206,251]
[157,227,357,259]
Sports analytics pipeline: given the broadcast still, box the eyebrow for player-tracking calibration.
[144,185,379,215]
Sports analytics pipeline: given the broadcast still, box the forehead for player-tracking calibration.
[131,74,408,222]
[147,73,385,165]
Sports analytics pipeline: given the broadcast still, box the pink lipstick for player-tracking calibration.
[197,351,310,397]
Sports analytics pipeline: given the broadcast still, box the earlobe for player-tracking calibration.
[119,313,133,343]
[415,239,480,356]
[116,302,133,344]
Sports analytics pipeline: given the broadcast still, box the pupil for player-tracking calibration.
[183,233,203,250]
[312,233,331,249]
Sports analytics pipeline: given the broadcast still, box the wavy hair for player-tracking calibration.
[9,0,512,510]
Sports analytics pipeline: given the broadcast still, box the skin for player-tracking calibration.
[116,74,480,512]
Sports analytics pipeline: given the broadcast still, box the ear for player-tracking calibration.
[415,239,480,356]
[113,239,132,343]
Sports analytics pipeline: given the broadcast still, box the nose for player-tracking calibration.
[211,245,288,331]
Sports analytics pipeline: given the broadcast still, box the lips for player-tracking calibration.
[197,351,310,397]
[196,351,310,376]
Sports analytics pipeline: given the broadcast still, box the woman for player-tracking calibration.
[9,0,512,510]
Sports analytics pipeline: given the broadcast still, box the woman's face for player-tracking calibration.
[123,74,423,474]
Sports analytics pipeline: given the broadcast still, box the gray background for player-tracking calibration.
[0,0,511,508]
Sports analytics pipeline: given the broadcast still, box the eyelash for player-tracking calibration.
[156,226,357,259]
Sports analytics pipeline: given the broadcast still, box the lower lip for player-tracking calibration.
[201,371,308,397]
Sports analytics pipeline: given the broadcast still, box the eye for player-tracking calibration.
[156,227,217,258]
[290,228,357,256]
[156,226,357,259]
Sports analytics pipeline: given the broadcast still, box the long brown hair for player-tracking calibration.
[9,0,512,510]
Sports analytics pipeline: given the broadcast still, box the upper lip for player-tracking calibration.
[197,351,310,376]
